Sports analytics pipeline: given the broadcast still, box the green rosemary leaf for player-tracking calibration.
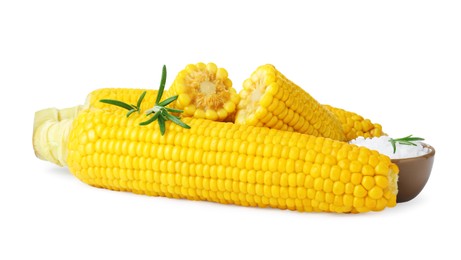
[165,107,184,113]
[399,141,418,146]
[391,140,397,154]
[155,65,167,105]
[100,99,135,111]
[126,109,137,118]
[158,115,166,135]
[136,91,147,109]
[165,113,191,129]
[158,95,178,107]
[140,112,160,126]
[405,137,425,142]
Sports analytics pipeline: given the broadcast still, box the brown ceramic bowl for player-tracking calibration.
[392,144,435,203]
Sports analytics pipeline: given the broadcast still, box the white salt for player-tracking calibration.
[349,136,430,159]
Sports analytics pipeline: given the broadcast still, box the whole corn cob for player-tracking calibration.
[235,64,346,141]
[323,105,384,141]
[85,88,383,141]
[167,62,240,122]
[33,105,398,213]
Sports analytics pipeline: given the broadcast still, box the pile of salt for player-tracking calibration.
[349,136,430,159]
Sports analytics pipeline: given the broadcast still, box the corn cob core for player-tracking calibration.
[167,62,240,122]
[32,105,399,213]
[235,64,346,141]
[323,105,385,141]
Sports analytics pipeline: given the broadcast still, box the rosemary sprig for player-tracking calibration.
[99,65,191,135]
[389,135,425,154]
[140,65,191,135]
[100,90,146,117]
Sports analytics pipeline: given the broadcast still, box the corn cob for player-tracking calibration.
[166,62,240,122]
[33,105,398,213]
[235,64,346,141]
[323,105,384,141]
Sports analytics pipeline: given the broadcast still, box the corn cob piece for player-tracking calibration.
[235,64,346,141]
[33,106,398,213]
[323,105,384,141]
[84,88,385,141]
[167,62,240,122]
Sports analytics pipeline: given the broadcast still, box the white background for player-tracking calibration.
[1,0,460,259]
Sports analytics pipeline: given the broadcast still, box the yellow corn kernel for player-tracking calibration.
[361,176,376,190]
[368,186,384,200]
[374,175,389,189]
[235,64,346,141]
[332,181,345,195]
[353,185,367,198]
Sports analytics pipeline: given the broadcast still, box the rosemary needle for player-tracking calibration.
[100,90,146,118]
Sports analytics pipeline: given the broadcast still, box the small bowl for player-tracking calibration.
[392,144,435,203]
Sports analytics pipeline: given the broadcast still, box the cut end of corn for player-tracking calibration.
[33,106,82,166]
[235,64,346,141]
[234,65,269,126]
[168,62,240,122]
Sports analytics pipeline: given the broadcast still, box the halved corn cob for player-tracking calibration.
[167,62,240,122]
[324,105,384,141]
[235,64,346,141]
[33,105,398,213]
